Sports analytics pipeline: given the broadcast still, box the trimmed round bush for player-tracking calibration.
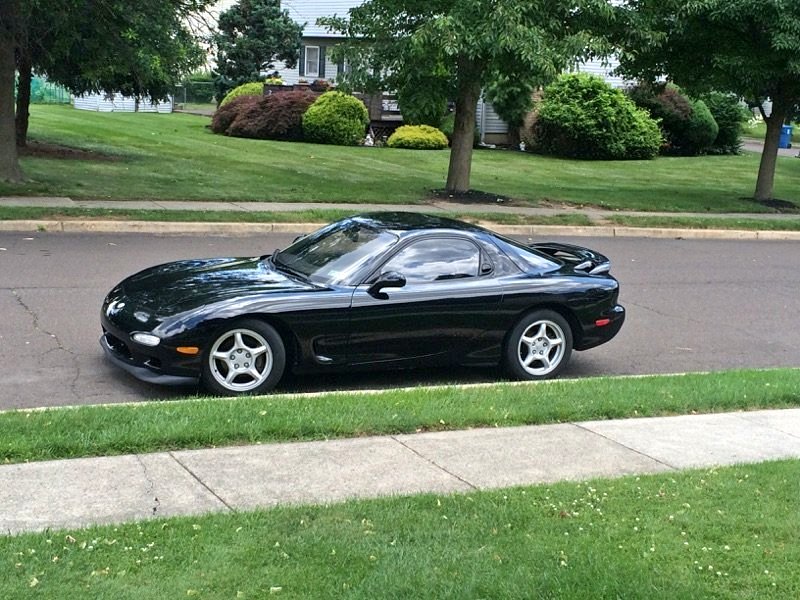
[211,95,261,134]
[528,73,662,160]
[227,90,317,141]
[302,91,369,146]
[219,82,264,107]
[700,91,748,154]
[682,99,719,155]
[387,125,449,150]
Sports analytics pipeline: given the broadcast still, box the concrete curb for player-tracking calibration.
[2,219,800,240]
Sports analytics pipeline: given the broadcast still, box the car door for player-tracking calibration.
[347,236,503,366]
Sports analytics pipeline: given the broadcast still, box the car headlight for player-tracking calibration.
[131,332,161,347]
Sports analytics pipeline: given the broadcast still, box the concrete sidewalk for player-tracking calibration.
[3,408,800,535]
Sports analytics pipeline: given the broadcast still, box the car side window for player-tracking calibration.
[380,238,481,283]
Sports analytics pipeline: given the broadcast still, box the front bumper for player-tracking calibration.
[100,333,199,387]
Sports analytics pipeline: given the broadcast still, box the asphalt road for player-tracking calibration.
[1,230,798,410]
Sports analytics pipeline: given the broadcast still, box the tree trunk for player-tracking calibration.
[0,0,23,182]
[15,49,32,148]
[445,57,483,193]
[754,102,788,202]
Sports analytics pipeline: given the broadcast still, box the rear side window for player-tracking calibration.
[380,238,480,283]
[491,235,559,273]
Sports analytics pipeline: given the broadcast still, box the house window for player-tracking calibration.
[305,46,320,78]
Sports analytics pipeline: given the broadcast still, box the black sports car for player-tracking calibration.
[101,213,624,396]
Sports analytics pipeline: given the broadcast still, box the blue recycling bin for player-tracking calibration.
[779,125,793,149]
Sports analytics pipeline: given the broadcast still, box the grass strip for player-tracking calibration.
[2,369,799,465]
[1,460,797,598]
[608,214,800,231]
[3,106,799,212]
[0,206,592,227]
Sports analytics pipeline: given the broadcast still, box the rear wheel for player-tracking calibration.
[505,310,573,380]
[201,319,285,396]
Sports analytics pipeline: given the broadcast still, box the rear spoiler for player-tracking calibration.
[529,242,611,275]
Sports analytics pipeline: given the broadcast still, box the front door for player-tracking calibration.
[347,237,503,366]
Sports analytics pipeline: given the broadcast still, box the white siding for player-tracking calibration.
[574,56,631,89]
[73,93,172,113]
[274,38,342,84]
[476,100,509,135]
[282,0,360,37]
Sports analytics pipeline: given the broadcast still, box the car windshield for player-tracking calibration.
[273,220,399,285]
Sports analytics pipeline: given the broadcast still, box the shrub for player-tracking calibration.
[439,113,481,148]
[227,90,317,141]
[387,125,449,150]
[682,99,719,155]
[309,79,332,92]
[528,73,662,160]
[210,95,261,134]
[219,82,264,107]
[302,91,369,146]
[629,83,719,155]
[700,91,749,154]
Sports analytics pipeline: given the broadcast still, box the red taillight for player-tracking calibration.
[595,318,611,327]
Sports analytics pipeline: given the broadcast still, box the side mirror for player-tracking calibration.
[367,271,406,299]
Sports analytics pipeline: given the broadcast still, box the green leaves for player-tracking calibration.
[213,0,303,99]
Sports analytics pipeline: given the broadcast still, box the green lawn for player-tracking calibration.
[1,460,796,598]
[608,214,800,231]
[742,119,798,143]
[2,369,798,465]
[0,205,593,227]
[3,105,799,212]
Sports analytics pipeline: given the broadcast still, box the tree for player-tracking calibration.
[0,0,213,183]
[321,0,614,194]
[0,0,22,182]
[614,0,800,202]
[213,0,303,102]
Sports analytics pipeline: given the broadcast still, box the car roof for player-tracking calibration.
[350,212,488,236]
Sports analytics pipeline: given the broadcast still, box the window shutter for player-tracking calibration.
[318,46,326,78]
[336,58,344,75]
[299,45,306,76]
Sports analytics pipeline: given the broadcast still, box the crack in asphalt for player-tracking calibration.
[624,299,704,324]
[12,289,65,351]
[11,288,81,400]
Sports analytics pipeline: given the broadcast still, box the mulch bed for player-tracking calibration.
[19,141,120,161]
[430,188,513,204]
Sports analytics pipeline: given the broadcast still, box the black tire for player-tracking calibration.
[201,319,286,396]
[505,309,573,380]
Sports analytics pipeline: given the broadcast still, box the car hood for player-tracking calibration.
[117,256,317,314]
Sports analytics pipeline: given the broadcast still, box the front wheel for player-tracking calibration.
[201,319,286,396]
[505,310,573,380]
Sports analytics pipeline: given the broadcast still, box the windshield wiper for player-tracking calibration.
[270,250,306,280]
